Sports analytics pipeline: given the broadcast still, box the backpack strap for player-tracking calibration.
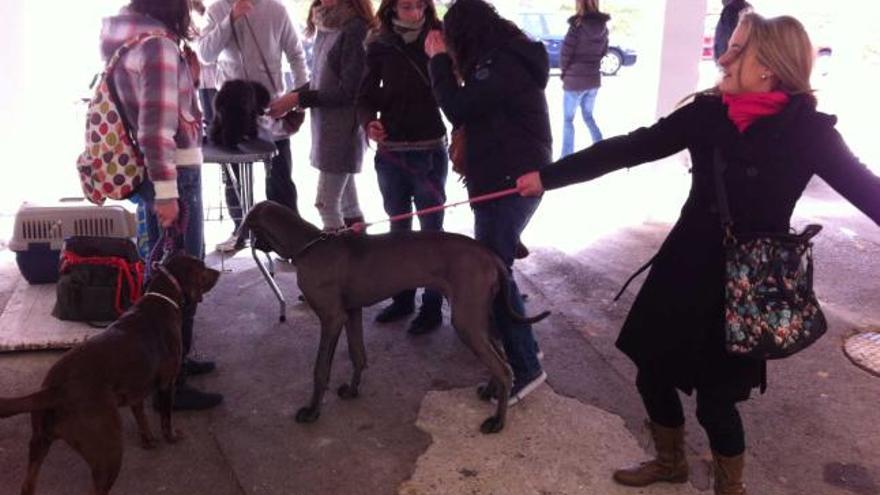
[95,31,182,172]
[103,31,178,76]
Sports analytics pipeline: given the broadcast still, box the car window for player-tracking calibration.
[519,13,546,38]
[546,15,569,35]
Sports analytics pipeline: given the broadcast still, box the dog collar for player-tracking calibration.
[143,291,181,310]
[289,233,331,262]
[157,265,185,303]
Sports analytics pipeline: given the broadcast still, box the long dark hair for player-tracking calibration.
[130,0,193,40]
[374,0,441,34]
[442,0,527,79]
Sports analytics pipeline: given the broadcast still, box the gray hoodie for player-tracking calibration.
[197,0,309,96]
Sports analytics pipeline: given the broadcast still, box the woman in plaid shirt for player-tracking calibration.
[100,0,222,410]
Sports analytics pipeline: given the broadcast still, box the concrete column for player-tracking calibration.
[655,0,709,118]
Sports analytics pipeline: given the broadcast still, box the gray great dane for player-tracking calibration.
[242,200,549,433]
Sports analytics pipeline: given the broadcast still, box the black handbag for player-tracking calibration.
[713,149,827,359]
[52,236,144,323]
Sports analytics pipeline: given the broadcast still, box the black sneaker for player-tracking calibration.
[375,301,415,323]
[407,309,442,335]
[171,383,224,411]
[181,357,216,377]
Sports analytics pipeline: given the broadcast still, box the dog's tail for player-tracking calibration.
[0,388,58,418]
[496,261,551,325]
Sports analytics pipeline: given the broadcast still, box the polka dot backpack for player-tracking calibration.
[77,32,174,205]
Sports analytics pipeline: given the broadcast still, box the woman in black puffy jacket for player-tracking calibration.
[560,0,609,158]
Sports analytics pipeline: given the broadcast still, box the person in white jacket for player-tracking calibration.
[198,0,310,251]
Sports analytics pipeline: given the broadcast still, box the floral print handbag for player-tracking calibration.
[714,149,827,359]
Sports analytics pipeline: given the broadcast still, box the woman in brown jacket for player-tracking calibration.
[519,13,880,494]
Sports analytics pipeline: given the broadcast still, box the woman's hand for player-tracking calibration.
[366,120,387,143]
[154,199,180,227]
[232,0,254,21]
[424,30,447,58]
[268,92,299,119]
[517,172,544,197]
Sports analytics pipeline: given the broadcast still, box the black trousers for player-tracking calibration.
[636,369,745,457]
[223,138,297,230]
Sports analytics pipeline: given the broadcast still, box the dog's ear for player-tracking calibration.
[164,255,219,303]
[201,266,220,295]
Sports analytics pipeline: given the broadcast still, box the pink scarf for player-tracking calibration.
[722,91,790,133]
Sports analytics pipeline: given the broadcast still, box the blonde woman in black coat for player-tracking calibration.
[519,13,880,494]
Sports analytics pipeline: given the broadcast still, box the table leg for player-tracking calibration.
[240,161,287,322]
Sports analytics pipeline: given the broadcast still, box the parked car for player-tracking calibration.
[702,13,832,65]
[516,12,637,76]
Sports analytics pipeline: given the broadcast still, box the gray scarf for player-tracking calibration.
[391,17,425,44]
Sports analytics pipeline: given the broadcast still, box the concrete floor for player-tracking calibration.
[0,172,879,495]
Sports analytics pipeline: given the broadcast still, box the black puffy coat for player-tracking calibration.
[560,12,610,91]
[429,38,552,196]
[541,93,880,399]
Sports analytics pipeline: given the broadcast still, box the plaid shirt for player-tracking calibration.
[100,9,203,200]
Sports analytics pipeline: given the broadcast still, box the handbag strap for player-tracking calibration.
[712,147,733,228]
[230,15,280,94]
[711,147,740,246]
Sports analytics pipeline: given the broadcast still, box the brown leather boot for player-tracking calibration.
[613,422,689,486]
[713,451,746,494]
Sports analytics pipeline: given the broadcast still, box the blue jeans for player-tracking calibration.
[375,147,448,309]
[141,167,205,358]
[473,195,542,381]
[561,88,602,158]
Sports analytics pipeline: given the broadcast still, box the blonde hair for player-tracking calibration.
[738,13,815,105]
[576,0,600,17]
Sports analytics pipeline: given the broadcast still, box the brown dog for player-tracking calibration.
[0,254,219,495]
[243,200,549,434]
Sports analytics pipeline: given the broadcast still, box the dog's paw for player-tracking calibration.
[480,415,505,434]
[337,384,359,400]
[295,406,320,423]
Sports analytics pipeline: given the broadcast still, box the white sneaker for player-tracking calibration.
[215,234,244,253]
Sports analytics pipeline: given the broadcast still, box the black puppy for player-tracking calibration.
[210,79,271,148]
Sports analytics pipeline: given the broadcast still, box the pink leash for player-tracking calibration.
[349,187,520,232]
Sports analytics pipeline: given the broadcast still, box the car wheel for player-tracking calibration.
[601,48,623,76]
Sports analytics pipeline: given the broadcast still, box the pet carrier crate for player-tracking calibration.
[8,202,137,284]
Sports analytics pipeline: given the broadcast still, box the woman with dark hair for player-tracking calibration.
[269,0,376,231]
[99,0,223,410]
[559,0,609,157]
[358,0,448,335]
[518,13,880,493]
[424,0,551,404]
